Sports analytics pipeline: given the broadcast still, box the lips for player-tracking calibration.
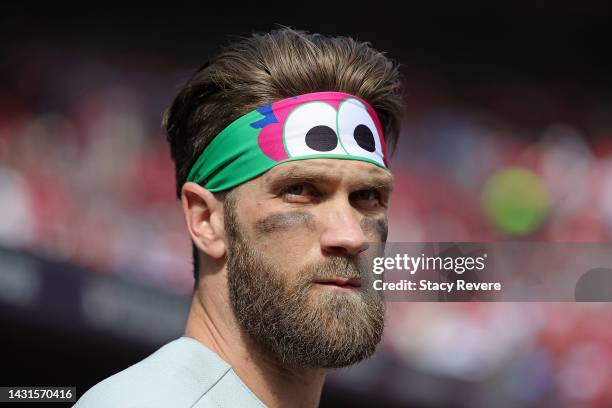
[313,277,362,288]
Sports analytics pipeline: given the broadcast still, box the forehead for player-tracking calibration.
[262,159,394,187]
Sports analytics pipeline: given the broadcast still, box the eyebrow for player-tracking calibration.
[355,169,394,191]
[265,167,324,183]
[265,165,394,191]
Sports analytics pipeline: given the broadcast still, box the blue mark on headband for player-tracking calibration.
[250,104,278,129]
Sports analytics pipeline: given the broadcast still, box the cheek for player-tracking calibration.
[361,217,388,242]
[255,211,316,234]
[252,211,319,264]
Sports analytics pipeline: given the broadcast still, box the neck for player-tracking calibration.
[184,277,326,408]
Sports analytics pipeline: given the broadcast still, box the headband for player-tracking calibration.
[186,91,388,192]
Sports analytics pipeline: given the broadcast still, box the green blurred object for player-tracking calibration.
[482,167,550,235]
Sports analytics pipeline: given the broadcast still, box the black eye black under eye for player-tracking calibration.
[305,125,338,152]
[353,124,376,152]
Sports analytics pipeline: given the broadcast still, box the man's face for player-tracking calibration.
[224,158,392,369]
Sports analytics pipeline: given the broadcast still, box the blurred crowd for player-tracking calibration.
[1,48,612,406]
[0,48,193,292]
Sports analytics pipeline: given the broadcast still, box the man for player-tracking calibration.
[75,27,403,407]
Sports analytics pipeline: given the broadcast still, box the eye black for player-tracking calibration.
[305,125,338,152]
[353,124,376,152]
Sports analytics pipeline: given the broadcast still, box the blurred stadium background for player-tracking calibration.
[1,3,612,407]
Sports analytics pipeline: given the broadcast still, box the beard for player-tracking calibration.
[225,200,385,369]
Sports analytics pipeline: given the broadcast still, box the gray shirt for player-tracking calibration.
[74,336,266,407]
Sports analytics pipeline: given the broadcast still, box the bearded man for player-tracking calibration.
[75,27,403,408]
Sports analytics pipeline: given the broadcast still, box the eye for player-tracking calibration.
[354,189,377,200]
[351,189,383,209]
[282,183,319,203]
[337,98,384,166]
[283,102,346,157]
[286,184,305,195]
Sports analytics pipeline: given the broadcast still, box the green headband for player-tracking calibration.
[186,91,389,192]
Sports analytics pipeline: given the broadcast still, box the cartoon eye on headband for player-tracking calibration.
[281,98,385,167]
[337,98,384,165]
[283,101,346,156]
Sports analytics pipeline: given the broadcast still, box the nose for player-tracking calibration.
[319,200,369,256]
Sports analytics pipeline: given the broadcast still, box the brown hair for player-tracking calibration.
[163,27,404,281]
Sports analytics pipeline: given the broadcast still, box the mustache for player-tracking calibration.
[300,256,366,281]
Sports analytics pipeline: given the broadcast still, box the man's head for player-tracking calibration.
[164,28,403,369]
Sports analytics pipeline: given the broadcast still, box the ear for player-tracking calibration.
[181,182,227,259]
